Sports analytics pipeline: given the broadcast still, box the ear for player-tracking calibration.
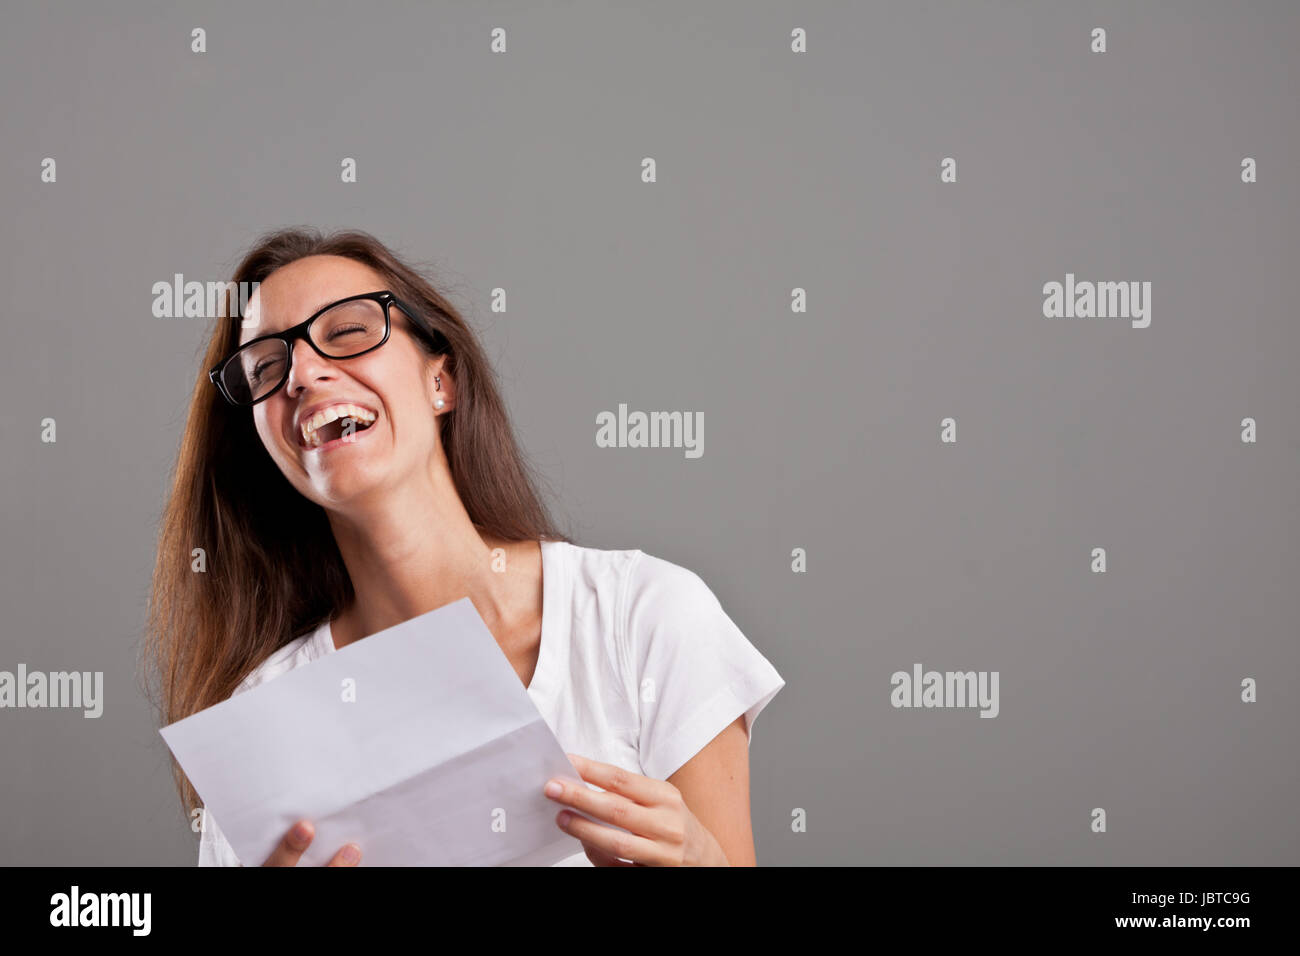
[428,358,455,412]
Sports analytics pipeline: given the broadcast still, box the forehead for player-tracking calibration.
[239,255,388,342]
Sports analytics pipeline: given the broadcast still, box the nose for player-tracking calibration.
[284,336,338,397]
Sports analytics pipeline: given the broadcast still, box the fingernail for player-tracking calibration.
[341,844,361,864]
[292,821,311,844]
[544,780,563,798]
[557,810,571,827]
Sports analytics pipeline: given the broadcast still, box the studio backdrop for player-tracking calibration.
[1,0,1297,865]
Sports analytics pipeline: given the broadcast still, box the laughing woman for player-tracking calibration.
[145,228,784,867]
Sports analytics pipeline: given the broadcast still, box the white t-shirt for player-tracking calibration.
[197,539,785,866]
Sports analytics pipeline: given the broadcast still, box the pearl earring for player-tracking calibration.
[434,374,444,410]
[434,399,445,410]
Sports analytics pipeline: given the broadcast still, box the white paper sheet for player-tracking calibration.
[159,598,587,866]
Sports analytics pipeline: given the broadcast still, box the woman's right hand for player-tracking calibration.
[260,819,362,866]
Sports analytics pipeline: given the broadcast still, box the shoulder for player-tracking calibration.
[620,549,733,642]
[233,622,330,697]
[548,538,642,597]
[610,546,749,684]
[547,538,714,607]
[545,541,711,678]
[624,549,717,607]
[548,540,716,644]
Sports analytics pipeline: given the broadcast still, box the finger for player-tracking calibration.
[558,810,669,866]
[582,841,636,867]
[324,843,362,867]
[544,777,677,842]
[262,820,314,867]
[565,753,672,807]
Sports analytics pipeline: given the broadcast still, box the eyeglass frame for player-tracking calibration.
[208,290,447,407]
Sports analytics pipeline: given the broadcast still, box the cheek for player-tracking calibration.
[252,409,288,459]
[384,400,441,461]
[379,362,439,437]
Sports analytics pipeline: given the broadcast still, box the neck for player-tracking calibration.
[322,455,525,649]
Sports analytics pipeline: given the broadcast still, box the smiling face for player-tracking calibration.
[238,255,447,509]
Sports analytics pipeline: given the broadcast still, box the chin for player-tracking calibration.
[295,456,387,502]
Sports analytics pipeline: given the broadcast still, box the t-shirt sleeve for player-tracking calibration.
[621,552,785,782]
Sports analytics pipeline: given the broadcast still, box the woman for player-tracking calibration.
[146,228,784,866]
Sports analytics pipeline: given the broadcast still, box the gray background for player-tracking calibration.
[1,0,1296,865]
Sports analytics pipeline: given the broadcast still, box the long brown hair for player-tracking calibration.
[145,227,571,818]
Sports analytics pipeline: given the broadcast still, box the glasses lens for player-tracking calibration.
[311,297,388,357]
[217,298,389,405]
[222,339,289,405]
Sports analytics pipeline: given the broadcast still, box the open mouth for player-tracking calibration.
[298,404,379,449]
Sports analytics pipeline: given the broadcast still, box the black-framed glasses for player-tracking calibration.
[208,290,443,407]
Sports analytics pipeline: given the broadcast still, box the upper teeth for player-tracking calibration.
[300,404,377,446]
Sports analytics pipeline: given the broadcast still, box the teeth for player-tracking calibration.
[300,404,377,447]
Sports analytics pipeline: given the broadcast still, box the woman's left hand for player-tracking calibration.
[544,753,729,866]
